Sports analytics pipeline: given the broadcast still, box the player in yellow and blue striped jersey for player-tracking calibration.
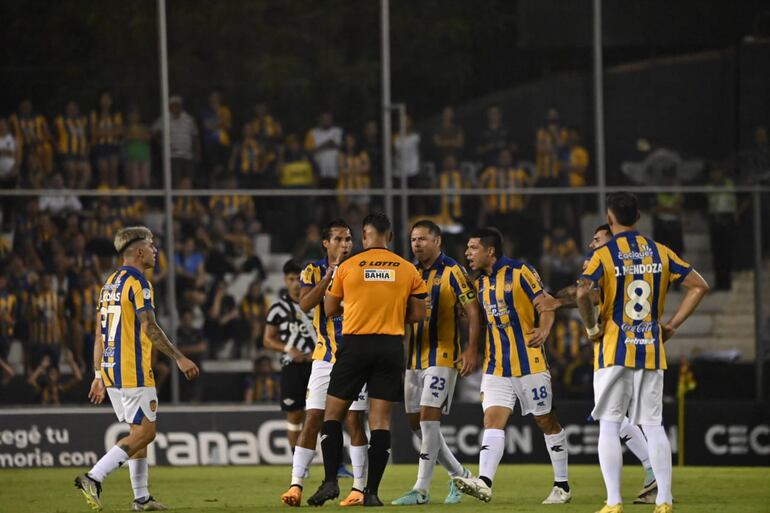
[281,219,370,508]
[74,226,199,513]
[538,223,661,504]
[453,227,572,505]
[392,220,481,506]
[576,192,709,513]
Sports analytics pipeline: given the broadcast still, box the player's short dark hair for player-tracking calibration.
[362,211,391,235]
[595,223,611,235]
[283,259,302,275]
[470,227,504,259]
[607,192,640,226]
[411,220,441,238]
[321,218,351,241]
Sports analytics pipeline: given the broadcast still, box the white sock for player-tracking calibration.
[89,446,129,483]
[478,428,505,484]
[128,458,149,500]
[620,418,652,470]
[544,429,569,483]
[350,444,368,491]
[414,421,441,491]
[643,424,673,505]
[413,428,465,478]
[437,431,465,477]
[598,420,623,506]
[290,446,316,487]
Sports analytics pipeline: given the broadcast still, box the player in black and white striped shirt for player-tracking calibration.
[264,260,317,451]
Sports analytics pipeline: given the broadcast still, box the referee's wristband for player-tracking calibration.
[586,325,600,338]
[94,370,102,379]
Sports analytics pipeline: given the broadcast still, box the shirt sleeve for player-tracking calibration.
[132,278,155,314]
[327,263,345,298]
[410,267,428,299]
[580,251,604,284]
[265,304,286,327]
[448,265,477,306]
[300,263,317,288]
[519,264,545,301]
[666,246,692,285]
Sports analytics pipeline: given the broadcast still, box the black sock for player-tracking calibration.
[479,476,492,487]
[321,420,343,483]
[554,481,570,493]
[365,429,391,496]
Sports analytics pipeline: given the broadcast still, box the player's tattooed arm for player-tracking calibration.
[537,284,601,312]
[139,309,184,360]
[576,277,602,341]
[138,309,200,380]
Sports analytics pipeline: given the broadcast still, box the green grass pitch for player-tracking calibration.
[1,464,768,512]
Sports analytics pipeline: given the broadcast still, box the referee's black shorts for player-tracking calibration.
[280,361,312,412]
[328,334,403,402]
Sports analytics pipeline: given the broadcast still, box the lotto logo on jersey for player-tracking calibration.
[364,269,395,281]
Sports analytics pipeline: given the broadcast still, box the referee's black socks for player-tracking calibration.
[321,420,343,483]
[365,429,391,496]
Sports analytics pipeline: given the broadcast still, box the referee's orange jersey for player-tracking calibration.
[328,247,428,336]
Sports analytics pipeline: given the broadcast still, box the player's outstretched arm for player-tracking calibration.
[138,309,200,380]
[537,284,601,312]
[662,270,710,342]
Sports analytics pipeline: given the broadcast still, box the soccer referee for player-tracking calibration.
[308,212,428,507]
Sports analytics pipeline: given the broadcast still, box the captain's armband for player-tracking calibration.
[457,290,477,305]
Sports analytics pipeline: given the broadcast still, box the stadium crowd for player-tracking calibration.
[0,91,766,405]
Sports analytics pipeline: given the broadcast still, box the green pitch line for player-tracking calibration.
[1,464,768,512]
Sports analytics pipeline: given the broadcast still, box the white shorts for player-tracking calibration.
[107,386,158,424]
[404,366,458,414]
[591,366,663,425]
[480,372,553,417]
[306,360,368,412]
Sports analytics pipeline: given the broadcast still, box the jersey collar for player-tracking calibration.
[416,252,445,271]
[613,229,639,239]
[486,256,515,276]
[118,265,145,279]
